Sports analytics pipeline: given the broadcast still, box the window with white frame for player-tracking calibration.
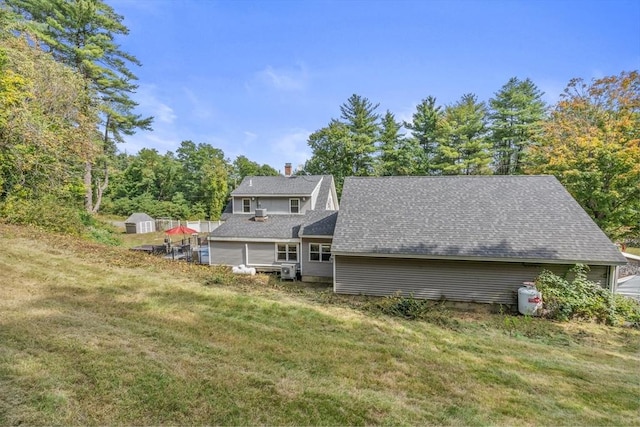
[309,243,331,262]
[289,198,300,214]
[276,243,297,261]
[242,198,251,213]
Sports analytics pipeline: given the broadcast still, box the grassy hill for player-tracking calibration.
[1,224,638,425]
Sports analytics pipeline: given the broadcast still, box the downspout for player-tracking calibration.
[609,265,618,293]
[332,256,337,293]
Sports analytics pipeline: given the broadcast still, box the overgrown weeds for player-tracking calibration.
[535,264,640,326]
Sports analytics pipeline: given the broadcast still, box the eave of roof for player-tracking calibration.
[331,250,627,266]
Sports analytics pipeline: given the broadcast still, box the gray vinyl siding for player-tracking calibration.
[209,241,298,269]
[232,196,312,214]
[210,241,245,266]
[247,242,277,266]
[301,238,333,279]
[334,256,609,304]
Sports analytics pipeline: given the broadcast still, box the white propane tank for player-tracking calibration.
[518,282,542,316]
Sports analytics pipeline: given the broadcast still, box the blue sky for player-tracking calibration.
[108,0,640,173]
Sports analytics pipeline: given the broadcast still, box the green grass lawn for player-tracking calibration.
[625,247,640,256]
[1,224,639,425]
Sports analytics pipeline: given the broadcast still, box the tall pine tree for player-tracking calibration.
[7,0,152,213]
[489,77,546,175]
[404,96,443,174]
[304,94,380,194]
[434,94,492,175]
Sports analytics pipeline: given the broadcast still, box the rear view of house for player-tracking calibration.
[331,176,626,304]
[208,172,338,281]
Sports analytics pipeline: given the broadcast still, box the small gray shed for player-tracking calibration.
[124,212,156,234]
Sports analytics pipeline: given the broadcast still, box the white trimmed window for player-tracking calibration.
[277,244,298,261]
[309,243,331,262]
[289,198,300,214]
[242,198,251,213]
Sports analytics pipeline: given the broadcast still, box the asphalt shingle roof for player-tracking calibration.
[300,210,338,237]
[209,215,302,240]
[314,175,338,210]
[125,212,154,223]
[332,176,626,265]
[232,175,323,196]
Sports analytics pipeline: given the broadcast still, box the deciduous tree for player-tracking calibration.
[230,155,278,188]
[304,94,381,194]
[303,120,353,196]
[0,35,97,204]
[176,141,230,219]
[527,71,640,239]
[7,0,152,213]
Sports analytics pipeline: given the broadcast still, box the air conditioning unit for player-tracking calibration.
[254,208,267,222]
[280,263,297,280]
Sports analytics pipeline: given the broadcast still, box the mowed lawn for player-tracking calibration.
[0,225,638,426]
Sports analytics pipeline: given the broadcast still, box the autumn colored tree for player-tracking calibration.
[0,36,98,198]
[0,34,98,231]
[7,0,152,213]
[527,71,640,239]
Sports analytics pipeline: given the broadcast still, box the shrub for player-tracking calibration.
[86,226,122,246]
[0,195,86,235]
[535,264,640,326]
[366,293,430,319]
[204,267,238,286]
[364,293,461,329]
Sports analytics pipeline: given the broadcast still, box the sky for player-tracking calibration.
[107,0,640,173]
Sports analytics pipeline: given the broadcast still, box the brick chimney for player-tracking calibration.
[284,163,292,177]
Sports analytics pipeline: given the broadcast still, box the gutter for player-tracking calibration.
[330,250,627,266]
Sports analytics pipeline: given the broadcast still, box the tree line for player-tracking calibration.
[302,72,640,240]
[0,1,637,240]
[303,79,545,191]
[0,1,276,232]
[102,147,277,220]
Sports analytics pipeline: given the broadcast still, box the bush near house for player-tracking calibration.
[535,264,640,326]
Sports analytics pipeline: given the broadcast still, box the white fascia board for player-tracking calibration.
[208,237,300,243]
[300,235,334,240]
[331,251,620,266]
[621,252,640,262]
[231,193,313,197]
